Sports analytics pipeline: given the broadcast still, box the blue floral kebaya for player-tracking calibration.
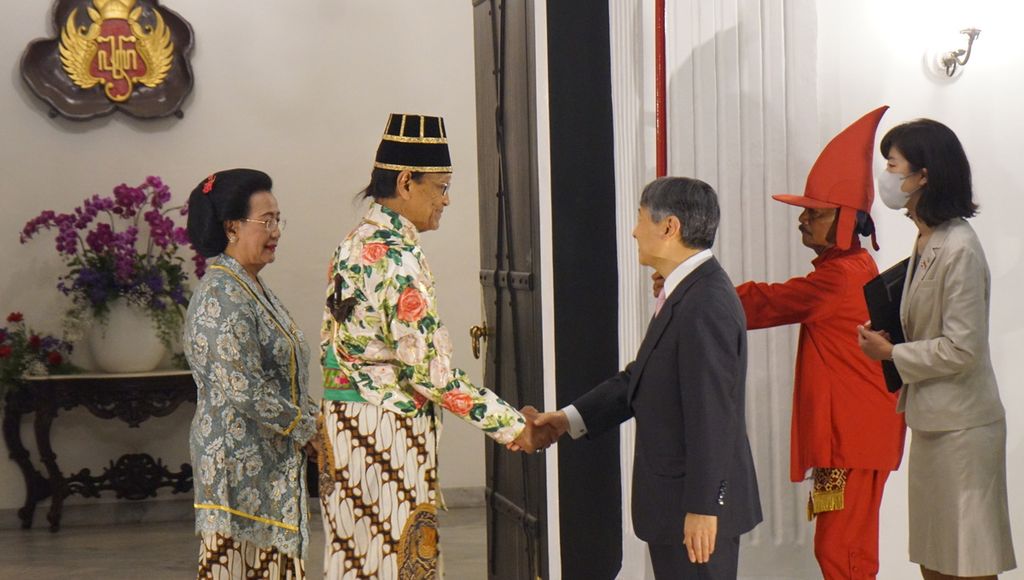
[183,254,318,559]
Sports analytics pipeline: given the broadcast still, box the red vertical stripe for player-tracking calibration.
[655,0,667,177]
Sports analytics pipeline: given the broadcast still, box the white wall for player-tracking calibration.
[0,1,488,513]
[818,1,1024,577]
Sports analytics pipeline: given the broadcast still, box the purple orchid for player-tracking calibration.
[20,177,205,332]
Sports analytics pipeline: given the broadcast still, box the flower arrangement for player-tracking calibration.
[0,312,75,407]
[19,177,205,350]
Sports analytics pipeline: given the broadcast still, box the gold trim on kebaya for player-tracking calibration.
[193,503,300,532]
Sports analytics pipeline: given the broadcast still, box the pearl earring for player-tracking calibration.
[228,236,238,244]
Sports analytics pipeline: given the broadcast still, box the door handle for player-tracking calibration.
[469,323,489,359]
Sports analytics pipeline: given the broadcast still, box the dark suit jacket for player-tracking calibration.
[574,258,762,544]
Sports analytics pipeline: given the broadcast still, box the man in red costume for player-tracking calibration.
[655,107,905,579]
[739,106,906,579]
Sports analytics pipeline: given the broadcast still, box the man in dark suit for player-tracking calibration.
[530,177,762,579]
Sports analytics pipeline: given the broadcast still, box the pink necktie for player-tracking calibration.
[654,289,667,317]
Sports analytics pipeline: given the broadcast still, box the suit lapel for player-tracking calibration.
[627,258,720,401]
[899,247,915,326]
[904,220,954,319]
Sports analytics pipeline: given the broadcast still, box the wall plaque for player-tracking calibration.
[21,0,194,120]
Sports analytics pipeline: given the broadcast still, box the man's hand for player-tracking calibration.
[651,271,665,298]
[683,513,718,564]
[857,321,894,361]
[533,410,569,441]
[506,407,567,453]
[512,406,541,453]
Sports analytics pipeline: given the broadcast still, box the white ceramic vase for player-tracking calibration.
[87,299,167,373]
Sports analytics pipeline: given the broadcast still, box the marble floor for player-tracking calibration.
[0,507,486,579]
[0,505,822,579]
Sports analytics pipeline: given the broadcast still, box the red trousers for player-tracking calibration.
[814,469,889,580]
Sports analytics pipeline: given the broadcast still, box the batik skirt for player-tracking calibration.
[318,400,442,580]
[197,532,305,579]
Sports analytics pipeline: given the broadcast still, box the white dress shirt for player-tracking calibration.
[562,249,714,439]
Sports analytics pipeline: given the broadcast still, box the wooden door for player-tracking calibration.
[472,1,547,578]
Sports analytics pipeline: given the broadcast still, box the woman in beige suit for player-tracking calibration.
[859,119,1016,580]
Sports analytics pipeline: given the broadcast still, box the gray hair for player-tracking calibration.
[639,177,720,250]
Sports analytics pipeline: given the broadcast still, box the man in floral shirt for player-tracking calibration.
[317,114,546,579]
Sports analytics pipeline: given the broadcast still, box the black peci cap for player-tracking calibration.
[373,113,452,173]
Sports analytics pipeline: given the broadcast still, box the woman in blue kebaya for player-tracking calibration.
[183,168,320,579]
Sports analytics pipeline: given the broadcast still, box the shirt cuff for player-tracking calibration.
[562,405,588,439]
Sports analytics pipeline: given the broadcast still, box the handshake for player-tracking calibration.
[506,406,569,454]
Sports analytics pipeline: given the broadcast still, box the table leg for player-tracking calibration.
[2,391,49,529]
[34,397,64,533]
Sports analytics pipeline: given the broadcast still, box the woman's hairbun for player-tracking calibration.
[186,169,272,258]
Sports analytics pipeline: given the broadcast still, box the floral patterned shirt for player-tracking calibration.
[184,254,318,559]
[320,203,525,444]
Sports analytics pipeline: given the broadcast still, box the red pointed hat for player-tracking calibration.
[773,105,889,249]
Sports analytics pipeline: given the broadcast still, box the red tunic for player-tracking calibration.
[736,245,905,482]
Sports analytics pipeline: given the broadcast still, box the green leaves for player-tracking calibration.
[394,400,417,414]
[469,403,487,422]
[418,315,438,335]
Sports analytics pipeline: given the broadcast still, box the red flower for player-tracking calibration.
[6,312,24,323]
[361,243,389,265]
[0,345,12,359]
[28,335,42,350]
[47,352,63,366]
[334,375,349,386]
[202,174,216,194]
[442,391,474,416]
[396,286,428,323]
[413,392,428,409]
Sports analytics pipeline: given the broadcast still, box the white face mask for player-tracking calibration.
[877,170,918,210]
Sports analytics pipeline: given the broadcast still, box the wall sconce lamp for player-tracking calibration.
[939,28,981,77]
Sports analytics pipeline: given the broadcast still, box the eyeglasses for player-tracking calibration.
[426,181,450,199]
[244,217,287,232]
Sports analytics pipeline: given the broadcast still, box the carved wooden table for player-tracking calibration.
[2,370,196,531]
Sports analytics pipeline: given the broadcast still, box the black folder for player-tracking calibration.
[863,258,910,393]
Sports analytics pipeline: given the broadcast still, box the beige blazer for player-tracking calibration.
[892,218,1005,431]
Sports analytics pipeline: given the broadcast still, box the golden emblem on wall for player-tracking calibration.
[59,0,173,102]
[22,0,194,120]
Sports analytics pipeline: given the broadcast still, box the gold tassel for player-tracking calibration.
[812,489,845,513]
[807,467,848,521]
